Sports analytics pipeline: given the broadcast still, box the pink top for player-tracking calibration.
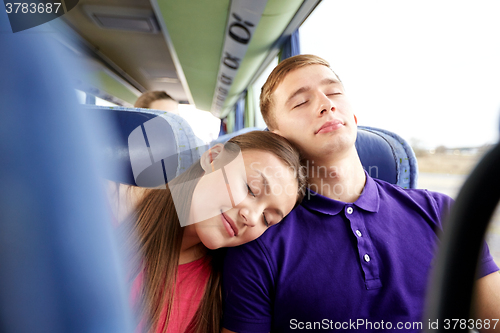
[132,256,211,333]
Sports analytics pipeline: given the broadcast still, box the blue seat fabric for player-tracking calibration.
[85,106,207,187]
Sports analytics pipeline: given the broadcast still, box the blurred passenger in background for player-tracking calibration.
[135,91,179,115]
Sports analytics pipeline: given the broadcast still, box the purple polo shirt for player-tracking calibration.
[222,174,498,332]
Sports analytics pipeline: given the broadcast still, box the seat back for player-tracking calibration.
[356,126,418,189]
[85,106,207,187]
[0,14,133,333]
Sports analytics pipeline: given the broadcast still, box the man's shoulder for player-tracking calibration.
[371,176,454,215]
[226,204,310,255]
[264,202,310,230]
[372,176,449,199]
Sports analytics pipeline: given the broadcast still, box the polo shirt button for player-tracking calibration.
[356,230,362,237]
[364,254,371,262]
[347,207,353,214]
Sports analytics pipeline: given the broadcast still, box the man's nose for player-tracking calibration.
[238,207,258,227]
[318,93,335,115]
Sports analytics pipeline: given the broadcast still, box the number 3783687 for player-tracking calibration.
[5,3,62,14]
[443,319,499,330]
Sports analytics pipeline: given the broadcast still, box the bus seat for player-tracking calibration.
[84,106,208,187]
[211,127,265,146]
[210,126,418,189]
[0,15,133,333]
[356,126,418,189]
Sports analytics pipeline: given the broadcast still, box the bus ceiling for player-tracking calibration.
[50,0,321,116]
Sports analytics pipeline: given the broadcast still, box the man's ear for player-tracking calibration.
[200,143,224,172]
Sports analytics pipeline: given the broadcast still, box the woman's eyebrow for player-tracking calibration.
[256,170,284,220]
[255,170,270,193]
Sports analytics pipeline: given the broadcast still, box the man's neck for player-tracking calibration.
[306,148,366,203]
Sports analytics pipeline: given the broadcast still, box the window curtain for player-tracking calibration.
[279,29,301,62]
[234,96,245,132]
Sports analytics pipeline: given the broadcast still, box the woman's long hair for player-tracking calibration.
[131,131,307,333]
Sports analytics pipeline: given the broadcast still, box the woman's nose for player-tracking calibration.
[239,207,258,227]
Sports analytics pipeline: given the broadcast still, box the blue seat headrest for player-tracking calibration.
[98,107,418,189]
[356,126,417,189]
[85,106,207,187]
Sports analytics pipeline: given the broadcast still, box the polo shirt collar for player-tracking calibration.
[302,171,380,215]
[354,172,380,213]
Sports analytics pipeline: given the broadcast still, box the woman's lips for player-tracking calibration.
[221,212,238,237]
[316,120,344,134]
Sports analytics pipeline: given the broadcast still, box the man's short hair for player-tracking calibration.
[260,54,340,131]
[134,91,177,109]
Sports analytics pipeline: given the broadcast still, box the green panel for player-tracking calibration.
[85,70,138,105]
[157,0,231,111]
[220,0,304,117]
[226,107,235,133]
[245,86,255,128]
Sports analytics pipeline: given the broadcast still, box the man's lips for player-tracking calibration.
[221,211,238,237]
[316,120,344,134]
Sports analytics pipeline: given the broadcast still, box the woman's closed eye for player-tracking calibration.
[247,184,256,197]
[263,213,269,227]
[246,183,270,227]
